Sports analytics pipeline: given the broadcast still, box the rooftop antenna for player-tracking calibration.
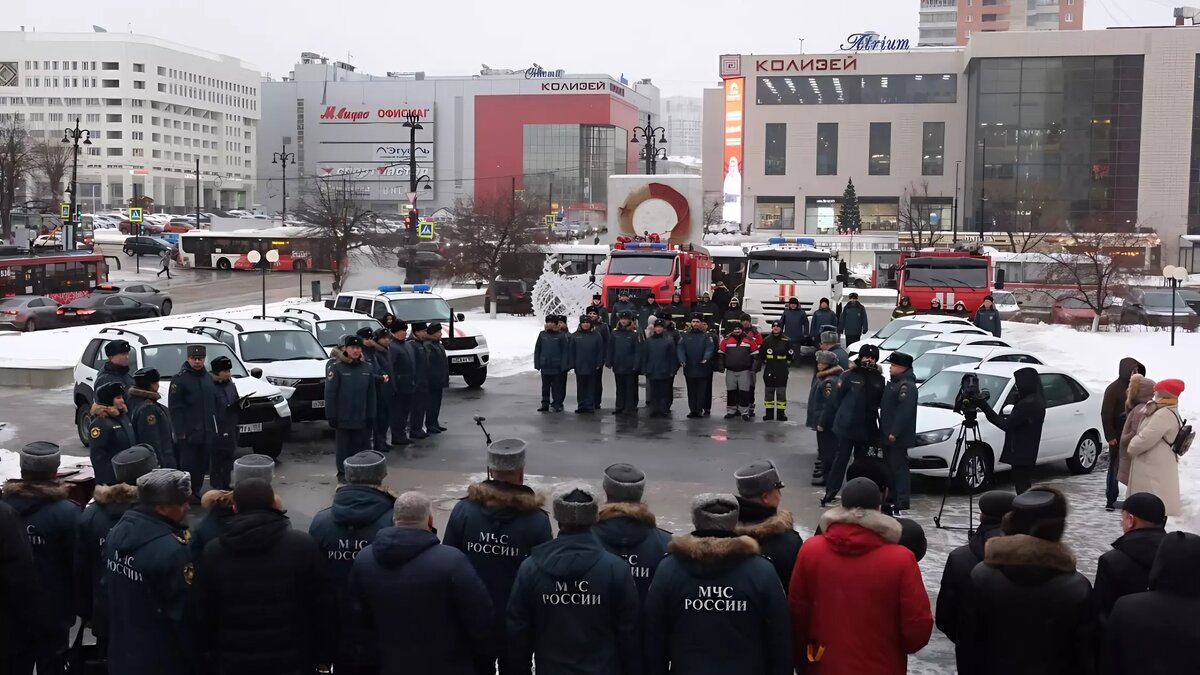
[798,37,805,53]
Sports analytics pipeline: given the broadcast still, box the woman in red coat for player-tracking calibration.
[788,477,932,675]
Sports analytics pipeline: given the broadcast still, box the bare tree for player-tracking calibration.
[898,180,948,248]
[294,178,400,293]
[701,198,723,233]
[989,180,1055,253]
[442,192,550,310]
[0,117,31,238]
[1042,230,1141,331]
[30,139,72,204]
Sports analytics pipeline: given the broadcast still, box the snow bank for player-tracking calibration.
[462,312,542,377]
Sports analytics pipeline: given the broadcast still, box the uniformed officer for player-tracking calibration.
[820,344,886,506]
[535,315,571,413]
[408,322,430,439]
[734,459,803,592]
[189,453,274,556]
[880,351,919,512]
[95,338,135,393]
[592,463,672,599]
[76,446,158,660]
[423,322,450,433]
[586,292,609,327]
[169,344,219,500]
[366,327,395,451]
[585,305,610,407]
[610,291,637,329]
[606,311,642,415]
[387,320,416,447]
[209,356,241,491]
[678,313,715,419]
[89,381,136,485]
[104,469,198,675]
[126,367,178,469]
[2,442,81,675]
[570,314,605,414]
[758,321,796,422]
[326,334,377,480]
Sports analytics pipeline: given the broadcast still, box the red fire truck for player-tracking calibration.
[601,239,713,309]
[896,244,993,313]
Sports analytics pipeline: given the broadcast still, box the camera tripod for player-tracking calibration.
[934,417,983,534]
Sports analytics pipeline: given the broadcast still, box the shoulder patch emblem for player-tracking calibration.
[89,426,102,439]
[899,384,910,400]
[169,383,178,394]
[328,371,336,381]
[146,413,157,425]
[183,562,195,585]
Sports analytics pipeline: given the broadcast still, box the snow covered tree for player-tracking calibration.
[838,178,861,233]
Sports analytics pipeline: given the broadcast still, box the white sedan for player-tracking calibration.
[912,344,1042,384]
[849,314,974,354]
[873,323,990,363]
[908,362,1103,492]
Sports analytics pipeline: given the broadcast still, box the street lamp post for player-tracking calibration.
[401,111,433,284]
[1162,265,1189,346]
[247,248,280,317]
[952,160,961,241]
[630,114,668,175]
[61,119,92,251]
[978,137,988,239]
[272,142,296,224]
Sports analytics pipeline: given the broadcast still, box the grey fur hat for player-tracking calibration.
[602,463,646,503]
[815,350,839,366]
[112,445,159,485]
[691,493,740,532]
[487,438,527,472]
[345,451,388,485]
[820,330,839,345]
[552,482,599,527]
[19,441,61,475]
[137,469,191,505]
[734,459,783,498]
[231,454,274,487]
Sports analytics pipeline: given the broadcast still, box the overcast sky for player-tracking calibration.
[7,0,1176,97]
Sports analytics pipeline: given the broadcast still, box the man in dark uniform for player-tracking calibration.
[734,459,803,592]
[758,320,795,421]
[586,292,609,327]
[592,463,672,599]
[610,291,637,330]
[126,367,178,469]
[169,344,219,500]
[89,381,137,485]
[693,292,719,328]
[442,439,552,675]
[189,454,274,556]
[642,320,678,418]
[95,338,134,394]
[606,311,641,415]
[534,315,570,413]
[711,281,732,325]
[423,322,450,433]
[840,291,870,346]
[76,446,158,661]
[880,351,919,512]
[2,442,81,675]
[387,321,416,447]
[678,313,715,419]
[103,469,198,675]
[570,314,604,414]
[585,305,609,408]
[703,317,721,416]
[821,344,886,506]
[363,327,394,452]
[637,296,660,332]
[209,356,241,491]
[407,322,430,439]
[326,334,376,481]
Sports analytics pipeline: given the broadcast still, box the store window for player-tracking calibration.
[869,123,891,176]
[755,197,796,231]
[816,123,838,176]
[765,123,786,176]
[922,122,946,176]
[804,197,900,233]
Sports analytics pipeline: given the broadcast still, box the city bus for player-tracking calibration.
[0,250,107,304]
[178,227,337,271]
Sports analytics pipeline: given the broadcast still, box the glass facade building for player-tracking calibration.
[757,74,958,106]
[522,124,627,206]
[966,56,1144,232]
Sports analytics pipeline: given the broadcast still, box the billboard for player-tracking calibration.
[605,175,703,246]
[313,104,435,201]
[722,77,744,225]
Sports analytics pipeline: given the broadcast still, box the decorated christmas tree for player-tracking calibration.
[838,178,862,233]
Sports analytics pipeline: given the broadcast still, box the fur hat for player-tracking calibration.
[691,493,740,532]
[888,352,914,368]
[19,441,61,474]
[345,451,388,485]
[425,322,443,335]
[186,344,207,358]
[390,319,409,333]
[858,344,881,361]
[112,445,158,485]
[355,326,375,340]
[734,459,783,498]
[602,463,646,503]
[815,350,839,366]
[137,469,191,505]
[104,339,132,357]
[231,454,274,486]
[210,356,233,373]
[95,381,125,406]
[978,490,1016,525]
[1003,486,1068,542]
[820,330,838,345]
[487,438,527,472]
[132,367,160,388]
[552,483,599,527]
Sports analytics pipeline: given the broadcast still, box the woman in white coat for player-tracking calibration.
[1127,378,1186,517]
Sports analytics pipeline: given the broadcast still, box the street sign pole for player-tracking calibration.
[129,208,144,274]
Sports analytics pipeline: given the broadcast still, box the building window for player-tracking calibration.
[1064,12,1073,21]
[106,147,122,157]
[102,62,118,70]
[106,131,122,140]
[805,197,900,233]
[922,122,946,175]
[758,74,957,105]
[816,123,838,176]
[133,63,144,72]
[869,123,891,176]
[765,123,787,175]
[756,197,797,231]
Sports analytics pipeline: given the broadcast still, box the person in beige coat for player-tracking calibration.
[1127,378,1186,517]
[1118,373,1156,486]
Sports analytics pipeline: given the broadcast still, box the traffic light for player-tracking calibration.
[405,209,420,232]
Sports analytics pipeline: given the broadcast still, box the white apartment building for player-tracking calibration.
[0,30,260,212]
[663,95,703,159]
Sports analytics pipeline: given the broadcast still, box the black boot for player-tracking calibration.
[777,411,788,422]
[764,409,775,421]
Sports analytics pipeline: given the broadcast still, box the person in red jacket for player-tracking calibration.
[788,477,932,675]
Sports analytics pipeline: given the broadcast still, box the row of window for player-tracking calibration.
[22,60,256,105]
[762,121,947,177]
[758,74,957,106]
[752,195,955,234]
[23,60,113,71]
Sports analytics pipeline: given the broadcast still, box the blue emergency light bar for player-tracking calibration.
[377,284,432,293]
[767,237,817,245]
[623,242,668,250]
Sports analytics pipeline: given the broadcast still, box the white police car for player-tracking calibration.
[73,327,292,457]
[331,284,489,388]
[267,306,383,354]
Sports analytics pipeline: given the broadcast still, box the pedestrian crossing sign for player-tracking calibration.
[418,221,435,240]
[129,208,144,224]
[60,203,71,219]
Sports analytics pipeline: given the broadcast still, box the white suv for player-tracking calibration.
[73,327,291,457]
[267,306,383,353]
[189,316,333,424]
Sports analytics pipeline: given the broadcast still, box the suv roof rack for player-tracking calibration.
[252,315,291,324]
[198,316,243,331]
[282,307,320,319]
[98,326,148,344]
[161,326,195,333]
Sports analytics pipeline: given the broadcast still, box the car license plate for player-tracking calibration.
[451,356,474,364]
[311,400,325,408]
[238,423,263,433]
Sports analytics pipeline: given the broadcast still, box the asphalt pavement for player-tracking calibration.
[109,259,334,314]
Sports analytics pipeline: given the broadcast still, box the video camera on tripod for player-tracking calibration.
[952,372,990,424]
[936,373,993,532]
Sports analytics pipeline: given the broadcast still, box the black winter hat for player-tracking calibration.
[618,311,633,320]
[391,319,409,332]
[186,344,207,358]
[355,327,375,340]
[858,344,881,361]
[888,352,914,368]
[1003,486,1068,542]
[133,367,160,388]
[340,335,363,348]
[578,315,593,325]
[978,490,1016,525]
[788,297,799,304]
[1123,492,1167,526]
[897,518,927,562]
[105,339,132,357]
[210,356,233,373]
[841,477,882,510]
[425,322,443,335]
[373,327,392,341]
[95,381,125,406]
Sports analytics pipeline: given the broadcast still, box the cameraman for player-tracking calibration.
[819,343,886,505]
[980,367,1046,494]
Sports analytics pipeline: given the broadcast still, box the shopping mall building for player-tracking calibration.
[703,26,1200,265]
[259,56,659,223]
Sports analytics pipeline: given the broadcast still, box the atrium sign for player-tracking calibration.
[839,32,911,52]
[525,66,565,79]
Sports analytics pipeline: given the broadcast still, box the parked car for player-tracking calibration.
[89,283,174,315]
[492,279,533,315]
[1178,288,1200,315]
[850,314,975,353]
[271,307,383,353]
[875,324,991,364]
[118,220,164,235]
[122,235,177,258]
[989,290,1022,320]
[911,345,1043,384]
[1120,288,1200,331]
[161,221,195,233]
[0,295,63,332]
[891,332,1012,369]
[1050,296,1120,327]
[910,362,1102,492]
[56,291,161,325]
[31,234,63,249]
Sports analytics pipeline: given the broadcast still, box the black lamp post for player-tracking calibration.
[630,114,668,175]
[272,142,296,224]
[61,119,92,251]
[978,136,988,238]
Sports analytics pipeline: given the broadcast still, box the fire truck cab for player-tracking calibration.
[601,239,713,309]
[739,237,845,324]
[895,243,993,313]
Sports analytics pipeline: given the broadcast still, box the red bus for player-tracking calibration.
[896,246,992,313]
[0,250,107,304]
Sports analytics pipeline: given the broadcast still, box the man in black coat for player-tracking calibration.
[637,295,660,332]
[75,446,158,661]
[169,344,219,499]
[2,442,80,675]
[592,463,671,599]
[421,322,450,433]
[326,335,377,481]
[209,356,241,491]
[349,491,494,675]
[1105,530,1200,675]
[443,439,553,673]
[585,306,610,408]
[387,321,416,446]
[880,351,919,511]
[534,315,570,413]
[645,494,792,675]
[961,487,1096,675]
[733,459,802,592]
[104,469,198,675]
[570,315,605,414]
[1094,492,1167,625]
[586,293,609,327]
[94,338,134,394]
[1,496,48,675]
[935,490,1015,675]
[821,344,886,505]
[88,381,137,485]
[364,328,395,452]
[677,314,715,418]
[710,282,732,325]
[839,292,870,346]
[642,321,678,417]
[126,368,178,469]
[189,454,274,556]
[606,312,642,415]
[693,291,719,327]
[610,291,637,330]
[407,322,430,438]
[981,367,1046,494]
[507,484,640,675]
[195,478,333,675]
[757,322,794,421]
